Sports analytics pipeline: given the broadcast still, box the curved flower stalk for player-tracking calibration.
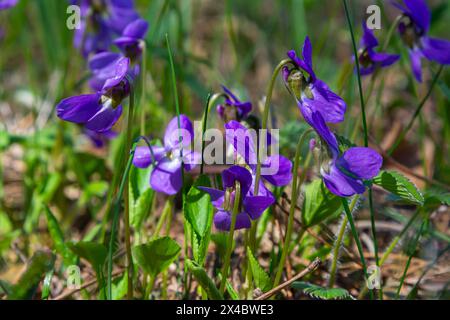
[217,85,252,123]
[70,0,139,57]
[224,120,293,189]
[392,0,450,82]
[312,111,383,197]
[199,165,274,231]
[357,22,400,76]
[132,115,200,195]
[0,0,17,10]
[283,37,347,124]
[56,56,130,133]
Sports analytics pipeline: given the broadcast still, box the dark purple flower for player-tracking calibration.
[199,165,274,231]
[310,111,383,197]
[0,0,18,10]
[84,128,117,148]
[217,86,252,122]
[132,115,200,195]
[224,120,293,187]
[56,57,130,132]
[284,37,347,124]
[114,18,148,61]
[357,23,400,75]
[392,0,450,82]
[71,0,139,57]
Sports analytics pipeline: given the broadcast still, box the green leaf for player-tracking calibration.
[247,247,271,292]
[9,251,55,299]
[186,259,223,300]
[292,282,354,300]
[129,165,155,230]
[132,236,181,277]
[373,171,424,206]
[423,189,450,210]
[68,241,107,276]
[302,179,343,227]
[112,271,128,300]
[44,206,77,267]
[184,175,213,237]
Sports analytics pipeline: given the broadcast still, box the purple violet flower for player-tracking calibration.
[217,86,252,122]
[224,120,293,188]
[132,115,200,195]
[56,57,130,132]
[199,165,275,231]
[357,23,400,76]
[392,0,450,82]
[311,111,383,197]
[0,0,18,10]
[284,37,347,124]
[114,18,148,62]
[84,128,117,148]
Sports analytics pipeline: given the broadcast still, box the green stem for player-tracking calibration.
[395,221,425,299]
[272,128,312,288]
[124,86,136,300]
[144,275,156,300]
[219,181,241,294]
[341,197,373,299]
[328,195,359,288]
[387,65,444,155]
[140,43,147,136]
[200,93,213,174]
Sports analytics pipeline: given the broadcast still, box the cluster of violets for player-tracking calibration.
[44,0,448,232]
[56,0,148,147]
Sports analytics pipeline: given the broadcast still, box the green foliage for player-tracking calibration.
[9,251,55,300]
[247,247,271,292]
[302,179,343,227]
[373,171,424,206]
[292,282,354,300]
[132,236,181,277]
[186,259,223,300]
[68,242,107,277]
[129,165,155,230]
[44,206,77,267]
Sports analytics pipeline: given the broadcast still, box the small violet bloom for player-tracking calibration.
[224,120,293,188]
[392,0,450,82]
[56,57,130,132]
[199,165,275,231]
[217,86,252,122]
[0,0,18,10]
[357,23,400,76]
[311,111,383,197]
[132,115,200,195]
[84,128,117,148]
[114,18,148,62]
[284,37,347,125]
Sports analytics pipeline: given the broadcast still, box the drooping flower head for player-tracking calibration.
[0,0,18,10]
[114,18,148,62]
[217,86,252,122]
[132,115,200,195]
[199,165,275,231]
[357,22,400,75]
[311,111,383,197]
[284,37,347,125]
[71,0,139,57]
[392,0,450,81]
[56,57,130,132]
[224,120,293,188]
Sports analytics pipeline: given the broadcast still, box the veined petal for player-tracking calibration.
[85,103,123,133]
[243,195,275,220]
[150,158,183,195]
[56,93,102,124]
[404,0,430,33]
[198,187,225,209]
[122,18,148,39]
[261,155,293,186]
[102,57,130,91]
[322,164,366,197]
[309,111,340,157]
[222,165,252,197]
[336,147,383,180]
[164,115,194,149]
[132,145,165,168]
[183,150,201,171]
[421,36,450,65]
[214,209,251,231]
[369,51,400,66]
[361,22,379,49]
[224,120,257,165]
[409,48,423,82]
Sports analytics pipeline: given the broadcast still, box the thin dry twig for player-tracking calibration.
[255,258,321,300]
